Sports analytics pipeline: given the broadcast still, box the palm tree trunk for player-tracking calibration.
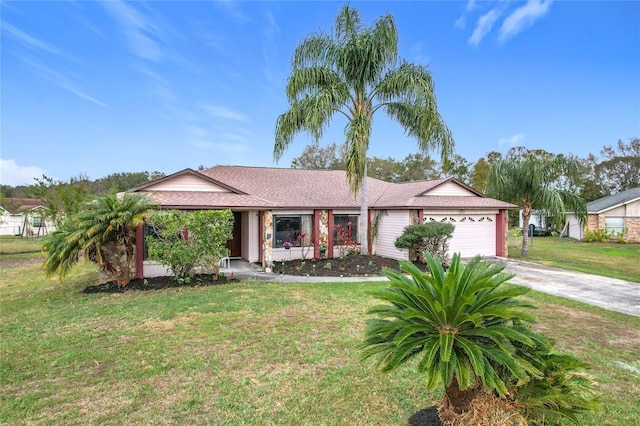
[521,203,532,257]
[360,164,369,255]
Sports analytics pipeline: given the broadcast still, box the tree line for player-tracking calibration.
[290,137,639,201]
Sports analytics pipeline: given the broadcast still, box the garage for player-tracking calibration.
[424,213,497,258]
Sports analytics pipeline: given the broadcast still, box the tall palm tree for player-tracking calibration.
[43,192,154,285]
[486,153,587,257]
[274,5,453,254]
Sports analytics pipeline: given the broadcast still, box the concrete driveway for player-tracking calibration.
[486,258,640,317]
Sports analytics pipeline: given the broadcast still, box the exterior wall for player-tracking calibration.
[147,175,230,192]
[0,213,54,236]
[262,210,273,268]
[565,213,583,240]
[428,181,475,196]
[627,217,640,243]
[627,200,640,216]
[242,211,260,263]
[374,210,410,260]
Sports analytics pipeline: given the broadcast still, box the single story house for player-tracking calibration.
[0,198,51,236]
[566,187,640,242]
[128,166,517,276]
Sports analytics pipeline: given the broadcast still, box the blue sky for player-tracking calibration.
[2,0,639,186]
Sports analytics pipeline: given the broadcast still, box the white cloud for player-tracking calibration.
[215,0,250,23]
[201,104,248,122]
[21,58,107,107]
[498,0,553,44]
[469,9,502,46]
[498,133,525,147]
[1,21,73,60]
[466,0,478,12]
[102,0,164,62]
[0,159,46,186]
[454,16,466,30]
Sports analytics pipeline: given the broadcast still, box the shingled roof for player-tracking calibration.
[0,198,44,214]
[586,187,640,213]
[131,166,516,210]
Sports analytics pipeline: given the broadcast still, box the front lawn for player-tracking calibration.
[1,258,639,425]
[508,235,640,283]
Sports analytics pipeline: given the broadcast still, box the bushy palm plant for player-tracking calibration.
[361,253,543,411]
[43,192,154,285]
[361,252,598,423]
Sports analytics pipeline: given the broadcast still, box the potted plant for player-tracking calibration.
[283,241,292,250]
[319,245,327,256]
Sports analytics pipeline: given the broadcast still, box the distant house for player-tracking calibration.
[0,198,51,236]
[128,166,517,276]
[566,187,640,243]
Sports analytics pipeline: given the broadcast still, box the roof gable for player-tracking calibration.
[587,187,640,213]
[130,169,246,194]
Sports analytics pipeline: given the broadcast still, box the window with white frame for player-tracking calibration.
[333,214,360,243]
[605,217,624,235]
[273,215,312,248]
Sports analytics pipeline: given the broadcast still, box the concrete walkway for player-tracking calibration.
[143,258,640,317]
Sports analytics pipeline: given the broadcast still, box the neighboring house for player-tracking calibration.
[0,198,51,236]
[129,166,517,275]
[566,187,640,243]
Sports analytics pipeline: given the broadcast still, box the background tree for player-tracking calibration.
[90,171,165,194]
[290,142,345,170]
[43,192,154,285]
[441,153,472,184]
[487,149,587,257]
[395,152,442,182]
[274,5,453,255]
[595,138,640,194]
[27,174,91,227]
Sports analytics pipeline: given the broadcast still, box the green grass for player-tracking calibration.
[508,235,640,283]
[1,254,639,425]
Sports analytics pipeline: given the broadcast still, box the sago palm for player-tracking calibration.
[274,5,453,254]
[43,192,154,285]
[361,252,545,411]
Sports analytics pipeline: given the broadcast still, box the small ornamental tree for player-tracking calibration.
[43,192,154,285]
[394,222,454,265]
[145,209,233,279]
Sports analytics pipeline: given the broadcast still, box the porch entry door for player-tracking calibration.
[227,212,242,257]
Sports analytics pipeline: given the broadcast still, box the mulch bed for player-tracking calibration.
[83,273,238,294]
[272,254,427,277]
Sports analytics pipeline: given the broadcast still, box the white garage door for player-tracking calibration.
[424,214,496,258]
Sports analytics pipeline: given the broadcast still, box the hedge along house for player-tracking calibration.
[128,166,516,276]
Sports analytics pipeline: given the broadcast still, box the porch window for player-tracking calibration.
[334,214,359,243]
[274,215,312,248]
[605,217,624,235]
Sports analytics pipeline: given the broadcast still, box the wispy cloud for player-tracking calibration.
[469,9,502,46]
[454,16,466,30]
[22,58,107,107]
[410,42,431,65]
[1,21,74,60]
[0,159,46,186]
[498,0,553,44]
[201,104,248,122]
[102,0,164,62]
[498,133,525,147]
[466,0,478,12]
[215,0,250,23]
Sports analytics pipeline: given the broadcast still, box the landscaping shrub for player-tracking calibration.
[394,222,454,266]
[583,228,611,243]
[361,252,598,425]
[145,209,233,279]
